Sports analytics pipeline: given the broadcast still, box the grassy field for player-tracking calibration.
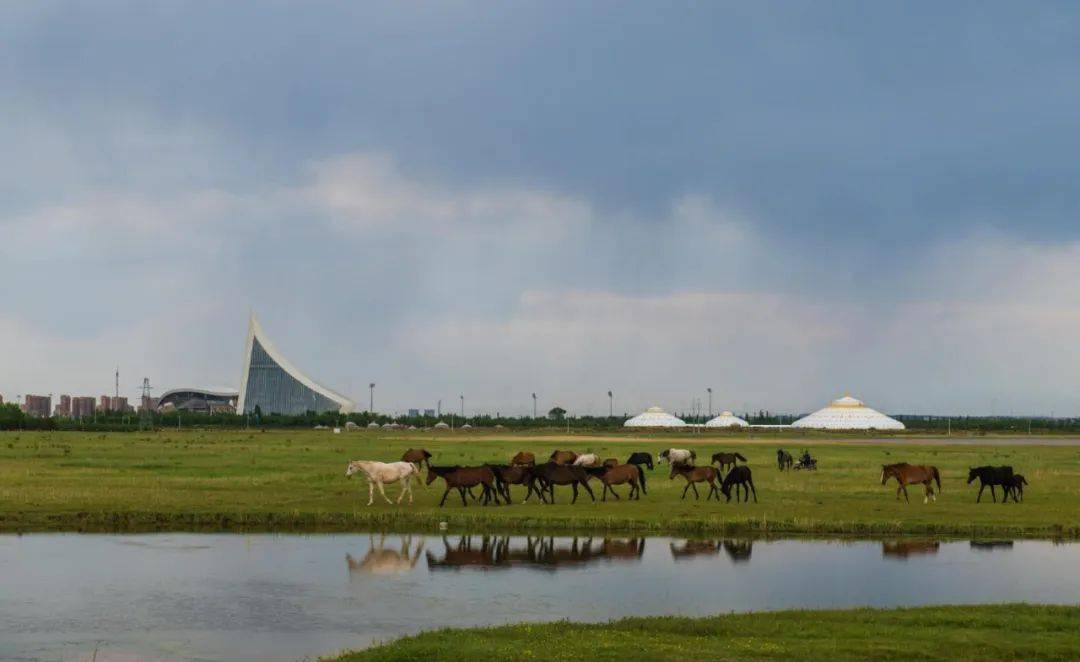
[1,429,1078,536]
[330,604,1080,661]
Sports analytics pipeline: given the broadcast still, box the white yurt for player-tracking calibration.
[705,411,749,428]
[461,423,473,430]
[624,406,687,428]
[433,421,450,430]
[367,422,380,429]
[791,394,905,430]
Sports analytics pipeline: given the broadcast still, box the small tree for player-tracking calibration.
[548,406,566,420]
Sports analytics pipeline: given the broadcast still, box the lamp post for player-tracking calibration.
[532,393,537,419]
[608,390,613,418]
[369,383,375,413]
[460,394,464,418]
[707,388,712,418]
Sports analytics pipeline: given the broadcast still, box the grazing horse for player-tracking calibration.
[711,452,748,473]
[777,449,793,471]
[426,465,500,507]
[573,453,600,467]
[1006,474,1028,502]
[626,452,654,471]
[487,464,549,504]
[720,465,758,503]
[594,464,645,501]
[659,448,695,466]
[511,451,536,466]
[549,450,579,466]
[669,462,720,501]
[401,448,432,470]
[967,466,1015,503]
[532,462,595,504]
[345,460,421,505]
[602,457,620,468]
[881,463,941,503]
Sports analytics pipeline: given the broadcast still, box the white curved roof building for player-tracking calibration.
[624,406,687,428]
[705,411,749,428]
[791,395,904,430]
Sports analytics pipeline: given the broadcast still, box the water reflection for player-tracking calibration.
[425,535,645,571]
[346,534,425,575]
[882,540,941,559]
[669,539,753,563]
[970,540,1015,551]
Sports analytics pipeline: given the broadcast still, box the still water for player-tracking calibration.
[1,533,1077,661]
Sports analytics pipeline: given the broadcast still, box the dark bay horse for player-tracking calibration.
[532,462,595,503]
[401,448,432,470]
[626,452,654,471]
[1006,474,1028,502]
[549,450,579,466]
[511,451,536,466]
[669,462,720,501]
[602,457,620,468]
[426,465,500,507]
[720,465,757,503]
[711,452,748,473]
[881,463,941,503]
[777,449,793,471]
[593,464,645,501]
[487,464,548,504]
[967,466,1015,503]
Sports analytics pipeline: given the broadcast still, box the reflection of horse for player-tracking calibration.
[627,452,654,471]
[670,539,721,559]
[346,534,424,575]
[777,449,793,471]
[881,463,941,503]
[882,540,940,559]
[970,540,1015,551]
[967,466,1014,503]
[722,539,753,562]
[425,535,645,571]
[345,460,421,505]
[659,448,695,465]
[711,452,747,473]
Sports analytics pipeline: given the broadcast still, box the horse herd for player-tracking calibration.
[344,447,1031,507]
[345,447,757,507]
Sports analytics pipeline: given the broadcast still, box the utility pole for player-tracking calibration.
[460,394,464,418]
[608,390,613,418]
[707,387,713,418]
[115,366,120,401]
[369,383,375,413]
[532,393,537,419]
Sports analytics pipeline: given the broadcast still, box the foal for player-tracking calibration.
[669,462,720,501]
[426,465,500,507]
[720,465,757,503]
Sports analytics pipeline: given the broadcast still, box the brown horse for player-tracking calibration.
[710,451,748,473]
[426,465,500,507]
[532,462,595,503]
[669,462,721,501]
[881,463,941,503]
[549,450,579,465]
[511,451,536,466]
[487,464,548,504]
[401,448,432,470]
[595,464,645,501]
[720,465,757,503]
[602,457,620,468]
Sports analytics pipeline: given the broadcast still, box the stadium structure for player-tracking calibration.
[236,313,355,415]
[157,387,239,413]
[791,394,904,430]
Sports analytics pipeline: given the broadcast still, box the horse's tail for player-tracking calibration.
[735,453,747,462]
[635,463,647,495]
[932,466,942,491]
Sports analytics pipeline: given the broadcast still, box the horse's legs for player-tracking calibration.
[749,479,758,503]
[459,486,469,507]
[990,485,997,503]
[610,484,621,500]
[691,482,701,500]
[601,484,608,502]
[581,479,595,502]
[708,480,719,501]
[376,480,393,505]
[902,484,910,503]
[977,484,984,503]
[571,482,579,504]
[681,482,690,500]
[367,481,375,506]
[438,487,451,507]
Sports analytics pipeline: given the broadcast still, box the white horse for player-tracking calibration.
[345,460,420,505]
[658,448,696,465]
[573,453,600,467]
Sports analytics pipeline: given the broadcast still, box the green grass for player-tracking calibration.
[329,604,1080,661]
[1,429,1079,536]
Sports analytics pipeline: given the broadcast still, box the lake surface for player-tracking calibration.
[2,533,1078,661]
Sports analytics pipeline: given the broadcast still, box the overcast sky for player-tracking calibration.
[3,2,1080,417]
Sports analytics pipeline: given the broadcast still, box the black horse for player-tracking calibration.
[776,449,793,471]
[532,462,596,504]
[1006,474,1029,502]
[627,452,654,471]
[720,465,758,503]
[967,466,1015,503]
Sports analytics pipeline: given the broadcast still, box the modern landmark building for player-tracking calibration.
[236,313,354,416]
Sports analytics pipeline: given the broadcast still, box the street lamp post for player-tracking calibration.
[608,390,613,418]
[531,393,537,419]
[460,394,464,418]
[369,383,375,413]
[707,388,712,418]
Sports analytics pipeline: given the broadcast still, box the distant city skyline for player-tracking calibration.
[4,3,1080,417]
